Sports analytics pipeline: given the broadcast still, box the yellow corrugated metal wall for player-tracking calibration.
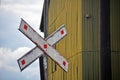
[48,0,82,80]
[110,0,120,80]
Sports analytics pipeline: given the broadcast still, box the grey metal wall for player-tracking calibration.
[82,0,100,80]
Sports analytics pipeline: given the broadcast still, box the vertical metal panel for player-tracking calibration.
[82,0,100,80]
[82,52,100,80]
[110,0,120,80]
[111,52,120,80]
[48,0,82,80]
[82,0,100,51]
[110,0,120,51]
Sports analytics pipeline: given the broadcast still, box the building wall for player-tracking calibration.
[47,0,120,80]
[110,0,120,80]
[47,0,82,80]
[82,0,100,79]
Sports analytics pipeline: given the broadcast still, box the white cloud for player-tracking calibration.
[0,0,44,79]
[0,47,31,70]
[1,3,43,22]
[0,47,40,79]
[0,0,44,50]
[2,0,43,5]
[1,0,44,37]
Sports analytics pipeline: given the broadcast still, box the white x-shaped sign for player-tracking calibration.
[17,19,69,72]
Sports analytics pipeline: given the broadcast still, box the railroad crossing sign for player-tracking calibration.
[17,19,69,72]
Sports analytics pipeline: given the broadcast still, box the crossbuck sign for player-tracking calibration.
[17,19,69,72]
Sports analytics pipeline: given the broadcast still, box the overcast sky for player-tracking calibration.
[0,0,44,80]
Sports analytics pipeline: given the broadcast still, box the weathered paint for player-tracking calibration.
[19,19,68,71]
[18,24,67,71]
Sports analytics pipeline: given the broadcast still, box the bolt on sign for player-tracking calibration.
[17,19,69,72]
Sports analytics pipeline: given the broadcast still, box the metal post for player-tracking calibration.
[39,0,49,80]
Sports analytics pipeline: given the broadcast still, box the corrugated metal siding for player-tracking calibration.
[82,0,100,80]
[47,0,120,80]
[110,0,120,80]
[48,0,82,80]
